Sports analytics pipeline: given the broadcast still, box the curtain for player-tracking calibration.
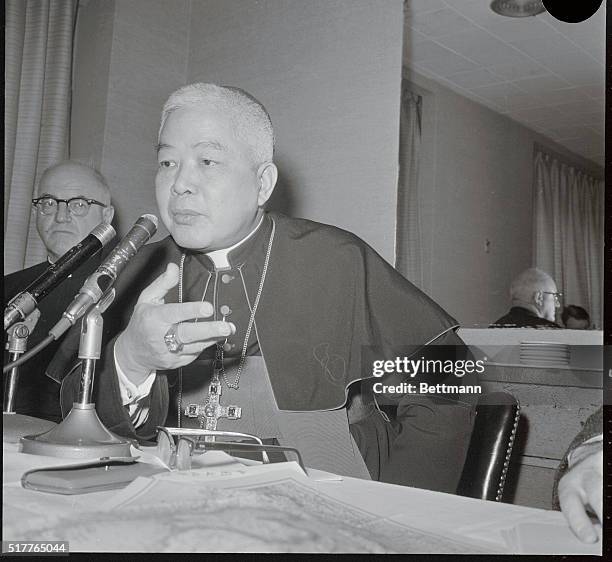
[395,84,423,287]
[533,148,604,328]
[4,0,77,274]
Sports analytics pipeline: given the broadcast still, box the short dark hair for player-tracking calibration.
[561,305,590,325]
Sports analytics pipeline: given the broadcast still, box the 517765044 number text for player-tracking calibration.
[2,542,69,556]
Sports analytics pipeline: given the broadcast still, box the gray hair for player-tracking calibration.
[39,160,111,203]
[510,268,554,301]
[158,83,274,165]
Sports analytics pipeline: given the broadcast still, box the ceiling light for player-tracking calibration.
[490,0,546,17]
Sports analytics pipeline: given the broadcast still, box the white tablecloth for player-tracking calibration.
[2,441,600,554]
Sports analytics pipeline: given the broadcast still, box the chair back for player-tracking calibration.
[457,392,520,501]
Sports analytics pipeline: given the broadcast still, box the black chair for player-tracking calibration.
[457,392,520,502]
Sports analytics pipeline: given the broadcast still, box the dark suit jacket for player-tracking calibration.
[4,255,103,422]
[490,306,561,328]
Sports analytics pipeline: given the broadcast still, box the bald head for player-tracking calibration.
[510,268,559,321]
[39,161,112,204]
[35,161,114,261]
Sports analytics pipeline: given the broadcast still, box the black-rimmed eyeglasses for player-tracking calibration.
[542,291,563,303]
[32,196,107,217]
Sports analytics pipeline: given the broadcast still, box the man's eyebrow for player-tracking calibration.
[155,141,227,152]
[193,140,227,151]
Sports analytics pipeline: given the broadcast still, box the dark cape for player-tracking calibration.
[60,212,478,492]
[490,306,561,328]
[4,253,105,422]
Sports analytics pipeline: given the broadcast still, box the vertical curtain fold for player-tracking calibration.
[395,84,423,287]
[533,148,604,328]
[4,0,77,274]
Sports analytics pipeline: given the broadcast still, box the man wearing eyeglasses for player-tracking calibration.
[31,161,114,262]
[3,160,114,421]
[490,267,562,328]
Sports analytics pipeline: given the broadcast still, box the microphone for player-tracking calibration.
[49,214,158,340]
[4,223,116,331]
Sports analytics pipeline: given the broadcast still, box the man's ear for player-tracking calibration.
[533,291,544,306]
[256,162,278,207]
[103,205,115,224]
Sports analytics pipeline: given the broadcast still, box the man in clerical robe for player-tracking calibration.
[60,83,478,493]
[4,161,114,422]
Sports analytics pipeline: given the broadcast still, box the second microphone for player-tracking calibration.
[49,214,159,339]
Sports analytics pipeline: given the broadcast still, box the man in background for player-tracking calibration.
[4,161,114,421]
[490,268,561,328]
[561,305,591,330]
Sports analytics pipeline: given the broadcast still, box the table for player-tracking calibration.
[2,440,601,554]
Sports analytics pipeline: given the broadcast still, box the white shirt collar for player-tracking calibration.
[205,215,265,269]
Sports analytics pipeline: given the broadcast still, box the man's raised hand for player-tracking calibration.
[114,262,235,385]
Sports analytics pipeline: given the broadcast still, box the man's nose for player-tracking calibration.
[171,164,196,196]
[54,201,71,223]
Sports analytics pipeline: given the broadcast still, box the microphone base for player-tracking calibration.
[20,403,132,459]
[3,413,57,444]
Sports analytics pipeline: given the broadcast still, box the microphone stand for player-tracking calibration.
[21,290,133,459]
[4,310,40,412]
[3,310,57,442]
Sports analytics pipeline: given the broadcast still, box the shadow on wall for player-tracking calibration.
[266,154,297,217]
[110,213,121,241]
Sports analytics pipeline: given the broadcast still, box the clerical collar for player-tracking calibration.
[204,214,265,269]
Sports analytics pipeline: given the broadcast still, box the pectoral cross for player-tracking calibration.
[184,360,241,442]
